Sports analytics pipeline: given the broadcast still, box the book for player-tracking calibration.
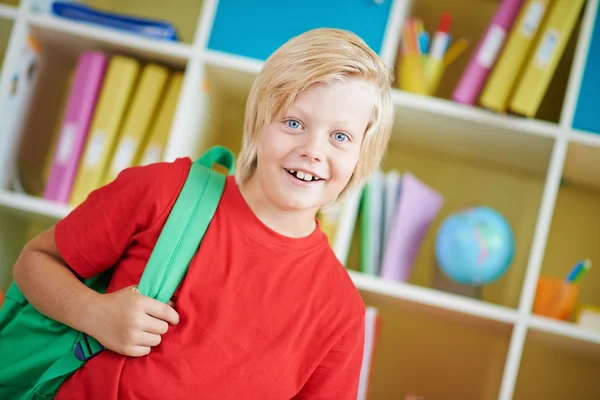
[452,0,526,105]
[508,0,585,117]
[318,187,362,267]
[68,55,140,206]
[43,51,108,203]
[103,62,169,184]
[139,71,184,166]
[479,0,553,112]
[360,170,385,276]
[380,173,444,283]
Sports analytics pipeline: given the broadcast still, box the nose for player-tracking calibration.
[300,131,325,162]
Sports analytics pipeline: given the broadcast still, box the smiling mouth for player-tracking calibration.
[285,169,323,182]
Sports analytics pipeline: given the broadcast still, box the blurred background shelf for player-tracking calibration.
[1,0,599,399]
[26,13,193,67]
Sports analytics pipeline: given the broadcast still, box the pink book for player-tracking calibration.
[452,0,525,105]
[43,51,108,203]
[380,173,444,283]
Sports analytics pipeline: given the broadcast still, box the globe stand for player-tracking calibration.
[432,263,482,300]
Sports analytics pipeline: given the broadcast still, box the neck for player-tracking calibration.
[239,176,318,238]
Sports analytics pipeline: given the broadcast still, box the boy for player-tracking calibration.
[12,28,394,399]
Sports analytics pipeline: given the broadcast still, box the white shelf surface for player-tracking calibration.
[204,50,561,176]
[26,13,193,67]
[0,4,17,20]
[348,270,518,333]
[528,314,600,358]
[0,190,71,220]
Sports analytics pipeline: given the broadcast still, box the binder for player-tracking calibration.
[452,0,526,105]
[43,51,108,203]
[68,55,140,206]
[509,0,585,117]
[138,71,184,166]
[480,0,553,112]
[103,62,170,184]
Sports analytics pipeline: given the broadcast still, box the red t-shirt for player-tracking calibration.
[54,157,366,400]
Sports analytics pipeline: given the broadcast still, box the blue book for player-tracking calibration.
[51,1,179,41]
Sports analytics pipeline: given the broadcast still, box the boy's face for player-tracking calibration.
[254,78,374,214]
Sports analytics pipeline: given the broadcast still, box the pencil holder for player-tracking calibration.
[533,276,580,321]
[397,55,445,96]
[398,54,427,95]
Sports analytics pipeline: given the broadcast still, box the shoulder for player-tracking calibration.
[319,244,366,318]
[104,157,192,208]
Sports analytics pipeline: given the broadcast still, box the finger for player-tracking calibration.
[128,345,151,357]
[143,298,180,325]
[136,331,162,347]
[142,315,169,335]
[167,300,175,307]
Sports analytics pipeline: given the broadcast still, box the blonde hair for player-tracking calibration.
[235,27,394,199]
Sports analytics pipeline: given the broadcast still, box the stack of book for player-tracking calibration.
[41,51,183,206]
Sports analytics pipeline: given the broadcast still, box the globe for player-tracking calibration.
[435,206,515,286]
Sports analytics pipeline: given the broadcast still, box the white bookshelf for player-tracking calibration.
[1,0,600,399]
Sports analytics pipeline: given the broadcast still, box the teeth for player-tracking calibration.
[287,169,321,182]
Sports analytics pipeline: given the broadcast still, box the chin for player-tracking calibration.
[276,195,322,212]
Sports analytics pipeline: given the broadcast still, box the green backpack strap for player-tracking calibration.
[137,146,234,302]
[23,146,235,399]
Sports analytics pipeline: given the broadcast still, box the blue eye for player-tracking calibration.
[286,119,301,129]
[333,132,348,142]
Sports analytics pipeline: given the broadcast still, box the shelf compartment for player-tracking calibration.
[513,328,600,399]
[27,14,193,67]
[398,0,584,126]
[33,0,203,44]
[0,21,187,209]
[364,139,547,310]
[350,271,518,331]
[362,289,511,400]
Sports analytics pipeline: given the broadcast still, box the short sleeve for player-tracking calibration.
[54,158,191,279]
[293,311,366,400]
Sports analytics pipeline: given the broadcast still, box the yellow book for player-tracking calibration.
[480,0,554,112]
[138,71,184,166]
[69,55,140,206]
[103,63,170,184]
[508,0,585,117]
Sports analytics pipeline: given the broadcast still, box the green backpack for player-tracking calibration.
[0,146,235,400]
